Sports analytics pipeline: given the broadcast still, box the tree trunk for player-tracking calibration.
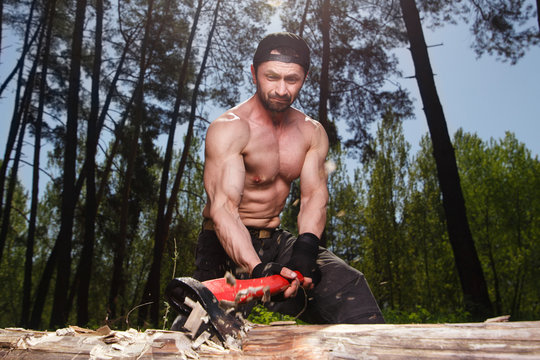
[536,0,540,31]
[109,0,155,322]
[0,13,40,98]
[141,0,220,327]
[20,0,56,328]
[151,0,203,322]
[49,0,87,329]
[69,36,130,323]
[30,243,58,329]
[399,0,492,320]
[0,0,3,61]
[0,11,42,262]
[298,0,310,37]
[0,0,38,225]
[73,29,132,206]
[76,0,102,327]
[154,0,202,281]
[0,114,28,261]
[317,0,338,147]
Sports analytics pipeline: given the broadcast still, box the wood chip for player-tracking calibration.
[69,325,95,334]
[269,321,297,326]
[225,271,237,286]
[484,315,511,323]
[191,331,211,350]
[95,325,112,336]
[55,327,76,336]
[183,300,208,338]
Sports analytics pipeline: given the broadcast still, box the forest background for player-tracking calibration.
[0,0,539,330]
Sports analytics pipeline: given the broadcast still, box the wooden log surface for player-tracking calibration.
[1,321,539,359]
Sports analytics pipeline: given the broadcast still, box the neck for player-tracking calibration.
[268,109,287,125]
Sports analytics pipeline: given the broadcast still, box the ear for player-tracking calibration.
[250,64,257,84]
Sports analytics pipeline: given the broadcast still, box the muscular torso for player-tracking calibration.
[202,97,317,228]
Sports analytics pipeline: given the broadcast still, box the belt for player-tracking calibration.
[202,218,274,239]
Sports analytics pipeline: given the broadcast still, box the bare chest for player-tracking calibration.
[243,126,308,185]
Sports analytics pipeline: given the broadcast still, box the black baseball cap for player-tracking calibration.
[253,32,310,73]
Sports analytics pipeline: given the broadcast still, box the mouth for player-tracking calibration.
[269,97,291,104]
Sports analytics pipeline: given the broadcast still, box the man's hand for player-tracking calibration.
[279,267,301,298]
[286,233,321,289]
[251,262,300,299]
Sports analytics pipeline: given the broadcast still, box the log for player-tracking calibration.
[1,321,539,359]
[239,322,540,359]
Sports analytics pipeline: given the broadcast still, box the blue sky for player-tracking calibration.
[397,23,540,157]
[1,15,539,189]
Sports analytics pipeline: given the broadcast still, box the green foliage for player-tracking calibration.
[362,112,411,310]
[454,130,540,320]
[0,168,28,326]
[382,305,470,324]
[314,118,539,323]
[247,304,307,325]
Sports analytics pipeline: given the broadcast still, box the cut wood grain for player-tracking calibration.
[1,321,539,359]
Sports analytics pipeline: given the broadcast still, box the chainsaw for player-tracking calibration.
[165,271,303,343]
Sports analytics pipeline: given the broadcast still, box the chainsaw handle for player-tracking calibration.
[203,271,305,304]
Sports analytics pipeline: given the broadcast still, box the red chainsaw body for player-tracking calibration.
[203,271,304,304]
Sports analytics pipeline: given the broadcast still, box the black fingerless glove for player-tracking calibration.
[251,262,284,278]
[286,233,322,285]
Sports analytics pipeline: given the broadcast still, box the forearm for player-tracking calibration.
[210,206,261,274]
[297,188,328,237]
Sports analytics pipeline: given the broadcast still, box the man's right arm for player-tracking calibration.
[204,116,261,275]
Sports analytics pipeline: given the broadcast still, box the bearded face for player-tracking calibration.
[253,60,306,113]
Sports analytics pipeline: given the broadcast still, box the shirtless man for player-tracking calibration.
[195,32,383,324]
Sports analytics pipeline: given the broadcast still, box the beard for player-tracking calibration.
[256,83,294,113]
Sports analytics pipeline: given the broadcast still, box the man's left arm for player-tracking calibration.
[288,121,329,288]
[298,121,329,237]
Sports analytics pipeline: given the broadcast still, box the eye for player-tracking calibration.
[285,76,300,84]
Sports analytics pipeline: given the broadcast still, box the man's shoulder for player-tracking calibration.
[209,108,249,132]
[206,109,250,153]
[289,108,325,134]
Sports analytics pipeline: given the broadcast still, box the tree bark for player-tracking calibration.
[76,0,103,327]
[20,0,56,328]
[536,0,540,32]
[0,114,28,261]
[298,0,311,37]
[49,0,87,329]
[399,0,492,320]
[317,0,338,147]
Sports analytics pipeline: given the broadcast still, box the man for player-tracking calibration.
[194,32,383,324]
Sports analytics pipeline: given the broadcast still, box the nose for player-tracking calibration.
[275,80,288,97]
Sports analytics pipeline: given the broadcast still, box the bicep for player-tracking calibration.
[204,121,248,212]
[205,153,245,209]
[300,125,329,199]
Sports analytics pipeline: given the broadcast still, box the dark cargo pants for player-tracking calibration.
[193,224,384,324]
